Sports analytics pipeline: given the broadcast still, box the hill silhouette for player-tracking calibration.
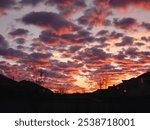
[0,72,150,112]
[0,74,53,98]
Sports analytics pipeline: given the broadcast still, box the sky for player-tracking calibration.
[0,0,150,94]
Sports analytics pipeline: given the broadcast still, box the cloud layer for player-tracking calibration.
[0,0,150,93]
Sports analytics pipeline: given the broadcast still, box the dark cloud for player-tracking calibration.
[78,7,111,28]
[95,64,115,73]
[74,47,111,63]
[96,30,109,36]
[109,0,132,8]
[29,52,52,59]
[103,19,112,26]
[115,36,134,46]
[17,45,26,50]
[19,52,52,67]
[22,11,80,34]
[125,47,139,58]
[0,34,9,48]
[15,38,26,44]
[124,47,150,60]
[69,30,93,44]
[141,22,150,31]
[110,31,123,39]
[54,61,83,69]
[60,34,78,42]
[47,0,86,19]
[141,36,150,42]
[96,37,108,43]
[74,0,86,7]
[77,30,91,37]
[114,17,137,30]
[46,0,75,9]
[46,0,86,10]
[134,42,145,46]
[114,51,127,60]
[96,30,123,41]
[39,30,58,43]
[19,0,42,6]
[39,29,92,46]
[96,43,110,48]
[9,28,29,37]
[0,0,16,11]
[0,48,26,59]
[94,0,110,7]
[50,60,83,76]
[69,45,82,53]
[60,32,94,44]
[109,0,150,10]
[42,70,68,79]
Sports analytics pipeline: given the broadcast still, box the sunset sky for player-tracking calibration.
[0,0,150,93]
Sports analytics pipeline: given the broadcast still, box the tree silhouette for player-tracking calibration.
[59,87,66,94]
[97,75,109,89]
[28,65,45,85]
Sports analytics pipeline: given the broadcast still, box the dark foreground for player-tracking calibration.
[1,94,150,113]
[0,72,150,113]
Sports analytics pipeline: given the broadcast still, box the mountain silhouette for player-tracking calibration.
[0,72,150,112]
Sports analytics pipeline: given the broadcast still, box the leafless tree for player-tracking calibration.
[28,65,45,85]
[58,87,66,94]
[97,75,109,89]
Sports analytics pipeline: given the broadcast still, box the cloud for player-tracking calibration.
[113,17,138,30]
[141,22,150,31]
[46,0,75,9]
[134,42,145,46]
[55,61,83,69]
[0,0,16,15]
[94,0,110,7]
[0,34,9,49]
[141,36,150,42]
[78,7,111,27]
[95,64,115,73]
[96,30,123,44]
[125,47,139,58]
[73,47,111,68]
[0,48,27,59]
[41,69,68,79]
[61,45,83,58]
[96,37,108,43]
[39,29,93,46]
[9,28,29,37]
[60,31,93,44]
[109,31,124,39]
[109,0,150,10]
[96,30,109,36]
[19,52,52,67]
[22,11,80,34]
[19,0,42,6]
[47,0,86,19]
[115,36,134,46]
[49,60,83,77]
[46,0,86,10]
[29,52,52,59]
[39,30,58,44]
[113,51,127,60]
[15,38,26,44]
[69,45,82,53]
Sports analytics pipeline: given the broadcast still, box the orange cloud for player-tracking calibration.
[110,0,150,10]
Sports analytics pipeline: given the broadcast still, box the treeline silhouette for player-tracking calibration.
[0,72,150,113]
